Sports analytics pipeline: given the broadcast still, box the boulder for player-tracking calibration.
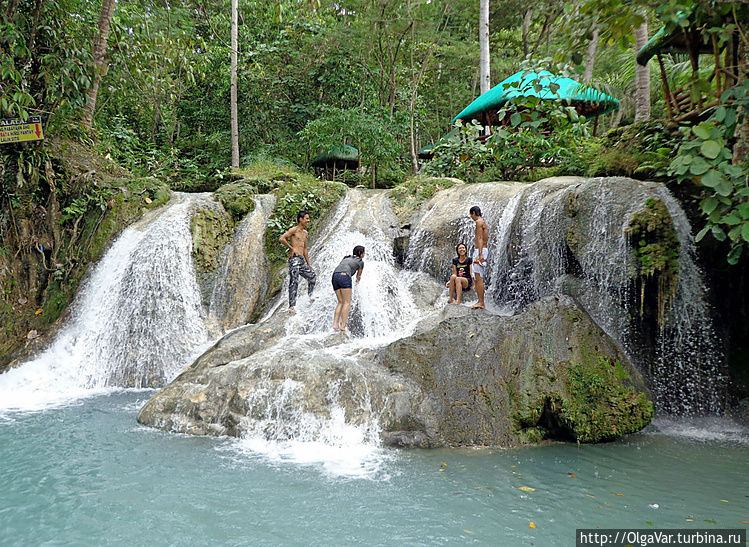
[378,295,654,446]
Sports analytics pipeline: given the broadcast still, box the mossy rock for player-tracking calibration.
[379,295,653,447]
[214,182,257,222]
[125,177,171,208]
[628,198,680,279]
[264,179,347,267]
[190,207,232,273]
[560,358,654,442]
[389,176,462,226]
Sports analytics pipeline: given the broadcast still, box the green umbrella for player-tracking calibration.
[453,70,619,123]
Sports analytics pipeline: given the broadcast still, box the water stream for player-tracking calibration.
[0,193,214,411]
[405,178,726,414]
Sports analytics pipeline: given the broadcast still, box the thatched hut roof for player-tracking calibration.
[310,145,359,169]
[636,24,711,66]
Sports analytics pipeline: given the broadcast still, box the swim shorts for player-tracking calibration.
[472,248,488,278]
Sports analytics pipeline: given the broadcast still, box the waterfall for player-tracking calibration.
[3,180,726,431]
[405,177,726,415]
[0,193,214,411]
[652,186,726,414]
[282,189,427,341]
[213,189,440,459]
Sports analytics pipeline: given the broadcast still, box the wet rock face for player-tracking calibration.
[378,296,653,447]
[138,295,653,447]
[207,195,276,330]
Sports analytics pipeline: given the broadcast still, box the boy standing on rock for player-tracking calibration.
[470,205,488,309]
[279,210,316,314]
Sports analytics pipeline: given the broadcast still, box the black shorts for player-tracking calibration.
[331,271,352,291]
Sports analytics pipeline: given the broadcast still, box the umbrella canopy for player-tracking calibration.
[453,70,619,123]
[310,145,359,169]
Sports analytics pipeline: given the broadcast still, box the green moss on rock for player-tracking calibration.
[190,208,232,272]
[264,179,347,267]
[389,176,461,226]
[627,197,680,320]
[628,198,680,280]
[215,182,257,222]
[560,357,654,442]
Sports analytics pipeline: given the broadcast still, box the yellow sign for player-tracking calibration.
[1,117,44,144]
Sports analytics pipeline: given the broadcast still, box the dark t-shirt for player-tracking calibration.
[453,257,472,287]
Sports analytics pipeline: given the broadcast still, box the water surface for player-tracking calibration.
[1,392,746,546]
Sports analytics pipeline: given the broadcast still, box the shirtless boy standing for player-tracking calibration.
[469,205,488,309]
[279,210,316,314]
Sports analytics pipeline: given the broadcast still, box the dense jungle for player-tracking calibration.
[1,0,748,410]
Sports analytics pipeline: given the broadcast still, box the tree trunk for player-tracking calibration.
[230,0,240,168]
[522,9,532,57]
[479,0,490,95]
[634,20,650,123]
[82,0,116,129]
[27,0,44,55]
[584,27,599,84]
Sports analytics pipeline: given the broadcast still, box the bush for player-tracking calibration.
[589,120,682,180]
[265,179,347,266]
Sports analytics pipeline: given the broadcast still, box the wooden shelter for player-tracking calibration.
[310,145,359,181]
[636,10,743,122]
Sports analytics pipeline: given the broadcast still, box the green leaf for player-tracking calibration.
[725,109,737,128]
[743,222,749,243]
[716,181,734,197]
[696,225,710,242]
[701,140,722,159]
[510,113,522,127]
[701,170,726,188]
[689,157,711,175]
[712,225,727,241]
[727,245,742,265]
[724,214,742,226]
[703,196,719,214]
[739,203,749,220]
[693,124,711,140]
[723,164,744,178]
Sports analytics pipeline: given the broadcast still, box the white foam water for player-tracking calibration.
[0,193,214,412]
[647,417,749,445]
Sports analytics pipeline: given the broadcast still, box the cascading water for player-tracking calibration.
[405,177,726,415]
[651,186,726,414]
[211,189,440,464]
[0,193,214,411]
[283,189,427,340]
